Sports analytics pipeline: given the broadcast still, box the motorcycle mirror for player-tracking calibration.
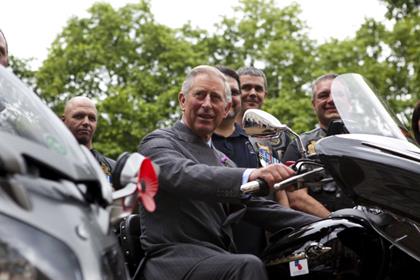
[112,152,159,212]
[242,109,308,158]
[243,109,288,137]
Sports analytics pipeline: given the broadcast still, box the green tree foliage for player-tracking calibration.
[381,0,420,20]
[384,4,420,123]
[316,20,391,99]
[29,0,420,157]
[36,1,208,157]
[9,55,36,90]
[211,0,319,131]
[315,1,420,128]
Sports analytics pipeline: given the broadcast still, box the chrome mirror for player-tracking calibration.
[243,109,288,137]
[242,109,308,159]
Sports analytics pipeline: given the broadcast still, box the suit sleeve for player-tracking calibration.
[242,196,320,232]
[139,134,247,203]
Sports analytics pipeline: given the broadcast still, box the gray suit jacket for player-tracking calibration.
[138,121,318,277]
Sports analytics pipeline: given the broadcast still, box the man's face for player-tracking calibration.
[63,100,97,148]
[226,76,241,119]
[179,73,231,140]
[312,79,340,129]
[0,33,8,67]
[239,75,266,112]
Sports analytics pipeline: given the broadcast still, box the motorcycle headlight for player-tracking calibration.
[0,213,82,280]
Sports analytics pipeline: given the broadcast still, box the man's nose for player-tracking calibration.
[249,87,257,96]
[201,94,212,108]
[326,94,334,103]
[81,116,91,125]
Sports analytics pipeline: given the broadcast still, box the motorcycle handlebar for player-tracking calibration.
[240,167,325,195]
[240,178,269,196]
[273,167,325,191]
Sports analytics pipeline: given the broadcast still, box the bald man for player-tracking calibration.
[0,29,9,67]
[62,96,114,178]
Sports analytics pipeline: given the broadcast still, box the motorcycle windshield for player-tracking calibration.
[331,73,407,141]
[0,66,91,175]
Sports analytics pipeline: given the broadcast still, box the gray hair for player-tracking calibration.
[311,73,338,100]
[0,29,8,53]
[0,29,9,67]
[237,66,268,91]
[182,65,231,103]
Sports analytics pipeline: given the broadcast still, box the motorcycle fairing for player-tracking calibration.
[316,134,420,223]
[317,134,420,262]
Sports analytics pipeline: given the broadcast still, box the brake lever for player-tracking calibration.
[273,167,325,191]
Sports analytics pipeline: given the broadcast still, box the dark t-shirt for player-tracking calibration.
[212,123,265,256]
[282,127,354,211]
[213,124,259,168]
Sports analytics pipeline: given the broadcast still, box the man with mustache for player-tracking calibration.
[212,66,265,257]
[62,96,114,178]
[138,65,318,280]
[213,66,259,170]
[282,73,354,218]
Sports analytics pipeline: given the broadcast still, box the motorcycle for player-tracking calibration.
[241,73,420,279]
[0,65,158,279]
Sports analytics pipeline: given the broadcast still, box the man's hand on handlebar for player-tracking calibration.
[248,163,295,190]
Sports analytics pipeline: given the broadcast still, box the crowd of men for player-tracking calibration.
[3,28,418,280]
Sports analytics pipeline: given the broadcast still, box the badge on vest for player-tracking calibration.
[306,140,317,155]
[256,143,279,167]
[100,162,112,184]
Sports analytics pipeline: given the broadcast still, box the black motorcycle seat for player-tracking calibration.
[119,214,144,277]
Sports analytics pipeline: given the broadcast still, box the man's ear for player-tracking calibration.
[224,101,232,118]
[179,92,186,111]
[61,115,65,122]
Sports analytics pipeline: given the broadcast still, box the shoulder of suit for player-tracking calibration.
[142,127,175,142]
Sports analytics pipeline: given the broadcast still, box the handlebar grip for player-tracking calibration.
[240,178,269,196]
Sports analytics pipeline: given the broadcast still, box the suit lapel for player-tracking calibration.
[173,121,227,167]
